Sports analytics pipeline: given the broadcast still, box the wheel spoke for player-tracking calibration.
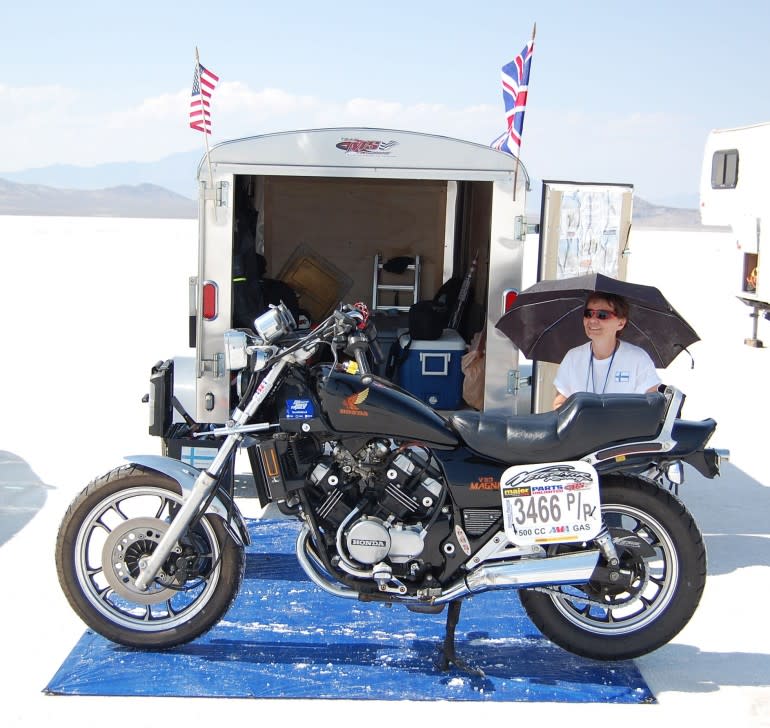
[113,500,131,522]
[66,476,237,640]
[157,496,173,520]
[548,500,679,635]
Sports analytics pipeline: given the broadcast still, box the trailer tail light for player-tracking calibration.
[202,281,218,321]
[502,288,519,313]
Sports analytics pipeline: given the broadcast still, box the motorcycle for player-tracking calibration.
[55,302,727,673]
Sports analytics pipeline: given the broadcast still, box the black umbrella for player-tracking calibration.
[495,273,699,368]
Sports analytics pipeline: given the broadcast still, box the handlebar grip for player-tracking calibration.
[369,337,383,364]
[353,348,371,377]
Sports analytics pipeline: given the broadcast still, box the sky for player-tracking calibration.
[2,0,770,207]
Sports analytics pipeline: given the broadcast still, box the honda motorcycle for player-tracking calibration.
[56,302,727,671]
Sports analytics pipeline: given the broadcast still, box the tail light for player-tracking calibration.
[502,288,518,313]
[202,280,218,320]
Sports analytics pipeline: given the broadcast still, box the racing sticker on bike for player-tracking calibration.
[285,399,315,419]
[499,461,602,546]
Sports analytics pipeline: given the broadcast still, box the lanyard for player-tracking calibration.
[586,343,618,394]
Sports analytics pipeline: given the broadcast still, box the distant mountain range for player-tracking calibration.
[1,150,201,199]
[0,178,197,219]
[0,155,704,226]
[630,197,703,229]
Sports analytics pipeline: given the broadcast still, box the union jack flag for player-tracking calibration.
[491,39,534,156]
[189,62,219,134]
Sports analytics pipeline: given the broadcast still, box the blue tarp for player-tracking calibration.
[46,520,654,703]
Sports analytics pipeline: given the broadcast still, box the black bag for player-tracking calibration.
[386,291,452,380]
[385,333,412,380]
[408,300,448,341]
[261,277,300,321]
[232,245,301,328]
[433,276,464,312]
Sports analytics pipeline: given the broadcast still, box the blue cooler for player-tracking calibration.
[395,328,466,409]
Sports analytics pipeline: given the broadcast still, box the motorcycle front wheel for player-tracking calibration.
[519,475,706,661]
[55,464,244,648]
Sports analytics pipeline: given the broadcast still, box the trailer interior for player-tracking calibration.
[231,173,494,347]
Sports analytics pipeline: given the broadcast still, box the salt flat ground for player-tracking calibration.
[0,216,768,726]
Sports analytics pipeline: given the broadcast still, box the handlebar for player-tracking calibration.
[240,302,378,380]
[333,305,376,381]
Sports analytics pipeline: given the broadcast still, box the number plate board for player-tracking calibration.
[499,461,602,546]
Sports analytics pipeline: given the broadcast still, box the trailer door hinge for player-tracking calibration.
[201,181,230,206]
[216,181,230,207]
[200,353,225,378]
[507,369,532,395]
[514,215,526,241]
[514,215,538,240]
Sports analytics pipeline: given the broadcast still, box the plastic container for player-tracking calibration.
[395,328,466,409]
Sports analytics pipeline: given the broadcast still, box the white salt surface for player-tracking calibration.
[0,216,768,725]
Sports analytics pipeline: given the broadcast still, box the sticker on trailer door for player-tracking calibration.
[500,462,602,546]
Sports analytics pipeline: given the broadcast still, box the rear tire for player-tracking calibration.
[519,475,706,660]
[55,464,244,648]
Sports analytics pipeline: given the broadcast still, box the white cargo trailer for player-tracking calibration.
[699,122,770,346]
[149,127,536,458]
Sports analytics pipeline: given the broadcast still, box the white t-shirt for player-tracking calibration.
[553,340,661,398]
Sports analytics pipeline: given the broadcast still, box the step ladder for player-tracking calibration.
[371,253,421,312]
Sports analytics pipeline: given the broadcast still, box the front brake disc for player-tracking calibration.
[101,517,179,605]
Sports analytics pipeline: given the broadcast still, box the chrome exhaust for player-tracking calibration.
[296,525,358,599]
[296,524,600,605]
[435,550,600,603]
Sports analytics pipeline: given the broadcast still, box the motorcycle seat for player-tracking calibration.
[449,392,668,464]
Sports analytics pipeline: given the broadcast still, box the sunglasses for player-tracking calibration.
[583,308,617,320]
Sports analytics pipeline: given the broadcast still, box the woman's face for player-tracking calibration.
[583,296,627,344]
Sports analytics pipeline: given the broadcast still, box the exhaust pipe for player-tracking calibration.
[297,525,600,605]
[296,525,358,599]
[435,550,600,603]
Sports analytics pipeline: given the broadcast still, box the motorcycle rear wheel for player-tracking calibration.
[519,475,706,660]
[55,464,244,649]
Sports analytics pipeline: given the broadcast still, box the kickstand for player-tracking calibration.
[438,600,485,677]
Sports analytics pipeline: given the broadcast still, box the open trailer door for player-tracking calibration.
[532,180,634,413]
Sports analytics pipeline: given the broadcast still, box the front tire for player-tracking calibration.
[519,475,706,660]
[55,464,244,648]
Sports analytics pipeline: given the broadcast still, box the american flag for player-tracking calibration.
[189,62,220,134]
[491,38,534,156]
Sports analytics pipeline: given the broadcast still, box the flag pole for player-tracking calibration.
[195,46,215,190]
[513,22,536,201]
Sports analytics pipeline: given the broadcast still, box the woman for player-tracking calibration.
[552,292,661,409]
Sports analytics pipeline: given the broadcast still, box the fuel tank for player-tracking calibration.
[314,365,459,447]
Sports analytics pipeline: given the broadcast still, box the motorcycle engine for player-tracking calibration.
[306,439,443,568]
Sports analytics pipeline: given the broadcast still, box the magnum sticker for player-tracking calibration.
[469,476,500,490]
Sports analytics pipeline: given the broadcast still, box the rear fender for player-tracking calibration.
[682,448,724,479]
[670,418,717,456]
[671,419,724,478]
[125,454,251,546]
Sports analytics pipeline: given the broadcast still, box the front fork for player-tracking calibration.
[133,434,241,590]
[134,359,287,591]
